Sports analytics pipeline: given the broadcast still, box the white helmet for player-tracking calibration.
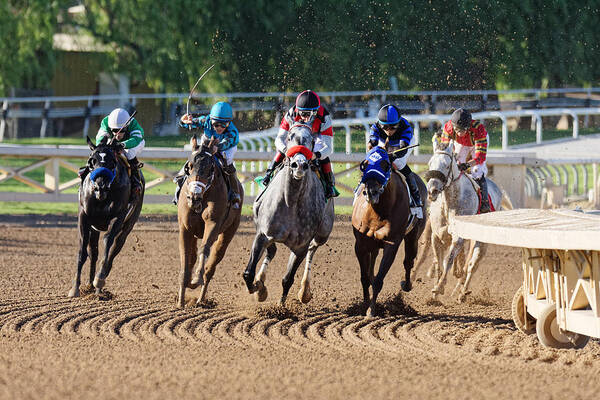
[107,108,130,129]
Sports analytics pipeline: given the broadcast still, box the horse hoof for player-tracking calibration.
[401,280,412,292]
[366,306,376,317]
[432,292,439,301]
[189,277,204,289]
[298,286,312,304]
[68,287,80,298]
[254,285,268,302]
[93,277,105,290]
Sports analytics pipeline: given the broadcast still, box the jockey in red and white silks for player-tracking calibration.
[262,90,338,198]
[439,108,491,212]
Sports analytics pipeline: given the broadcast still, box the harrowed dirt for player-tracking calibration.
[0,214,599,400]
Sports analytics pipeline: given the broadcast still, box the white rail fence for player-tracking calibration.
[2,87,600,140]
[239,108,600,154]
[4,144,598,208]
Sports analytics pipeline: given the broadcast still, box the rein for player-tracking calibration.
[425,149,457,191]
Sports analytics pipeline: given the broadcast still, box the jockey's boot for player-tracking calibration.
[406,172,424,218]
[172,175,186,205]
[323,170,339,199]
[476,176,491,213]
[224,164,241,209]
[128,157,142,204]
[261,158,282,187]
[78,166,89,183]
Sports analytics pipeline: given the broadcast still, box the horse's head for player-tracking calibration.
[184,135,218,212]
[359,147,391,204]
[86,136,121,201]
[286,123,314,180]
[424,134,457,201]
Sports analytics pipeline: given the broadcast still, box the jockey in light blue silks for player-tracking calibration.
[174,101,241,207]
[368,104,423,218]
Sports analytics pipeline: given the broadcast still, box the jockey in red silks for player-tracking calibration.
[439,108,491,213]
[261,90,338,198]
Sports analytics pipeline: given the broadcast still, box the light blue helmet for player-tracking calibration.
[209,102,233,122]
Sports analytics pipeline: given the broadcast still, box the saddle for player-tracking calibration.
[391,169,419,234]
[117,153,131,177]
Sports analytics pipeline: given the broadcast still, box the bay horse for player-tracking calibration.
[243,123,334,305]
[177,135,243,308]
[352,147,428,316]
[425,136,512,301]
[68,136,145,297]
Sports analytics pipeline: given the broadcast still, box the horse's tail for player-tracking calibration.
[500,189,514,210]
[413,218,432,275]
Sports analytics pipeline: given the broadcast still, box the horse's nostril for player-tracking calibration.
[302,163,308,170]
[291,162,298,169]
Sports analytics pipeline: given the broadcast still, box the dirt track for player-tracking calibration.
[0,215,599,399]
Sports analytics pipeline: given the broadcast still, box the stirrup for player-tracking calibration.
[410,205,424,219]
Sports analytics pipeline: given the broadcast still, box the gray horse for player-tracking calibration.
[243,124,334,305]
[425,137,512,301]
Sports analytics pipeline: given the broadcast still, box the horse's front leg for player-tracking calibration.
[354,234,373,305]
[458,241,488,302]
[243,232,269,294]
[280,246,309,305]
[298,241,318,304]
[368,241,401,317]
[254,243,276,302]
[432,236,465,300]
[69,213,91,298]
[190,222,220,288]
[177,227,197,308]
[93,216,125,293]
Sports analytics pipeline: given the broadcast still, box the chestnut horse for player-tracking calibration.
[177,135,243,307]
[352,147,427,316]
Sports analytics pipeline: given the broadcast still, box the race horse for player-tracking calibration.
[176,135,243,308]
[352,147,428,316]
[68,136,145,297]
[425,136,512,301]
[243,123,334,305]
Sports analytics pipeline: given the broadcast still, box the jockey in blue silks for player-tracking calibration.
[368,104,423,218]
[174,101,241,207]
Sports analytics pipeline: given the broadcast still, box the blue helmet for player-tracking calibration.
[209,102,233,122]
[377,104,401,125]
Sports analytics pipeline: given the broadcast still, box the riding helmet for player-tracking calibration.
[451,108,472,130]
[209,101,233,122]
[377,104,401,125]
[108,108,131,129]
[295,90,320,111]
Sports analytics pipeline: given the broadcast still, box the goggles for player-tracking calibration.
[381,123,399,132]
[298,110,317,118]
[452,123,468,133]
[211,120,230,129]
[111,127,125,133]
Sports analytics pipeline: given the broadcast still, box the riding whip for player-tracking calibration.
[186,64,215,130]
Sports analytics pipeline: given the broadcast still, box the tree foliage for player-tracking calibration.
[4,0,600,95]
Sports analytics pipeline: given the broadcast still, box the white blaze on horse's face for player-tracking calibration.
[99,153,107,163]
[290,154,309,179]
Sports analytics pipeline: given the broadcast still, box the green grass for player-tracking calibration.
[2,135,194,148]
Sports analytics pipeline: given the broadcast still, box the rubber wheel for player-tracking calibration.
[511,285,536,335]
[536,303,590,349]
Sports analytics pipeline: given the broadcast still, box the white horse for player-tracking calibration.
[425,137,512,302]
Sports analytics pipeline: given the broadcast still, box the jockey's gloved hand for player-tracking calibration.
[368,138,379,148]
[458,162,470,171]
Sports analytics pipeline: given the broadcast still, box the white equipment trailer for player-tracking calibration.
[450,209,600,349]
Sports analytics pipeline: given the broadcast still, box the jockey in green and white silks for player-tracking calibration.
[78,107,144,203]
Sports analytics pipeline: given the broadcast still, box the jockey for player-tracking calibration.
[262,90,338,198]
[175,101,241,208]
[439,108,490,213]
[368,104,423,218]
[80,107,145,203]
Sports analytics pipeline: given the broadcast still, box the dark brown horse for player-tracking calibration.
[352,147,427,316]
[177,135,243,308]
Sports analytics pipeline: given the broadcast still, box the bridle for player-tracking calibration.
[88,147,118,189]
[186,150,216,202]
[425,149,458,191]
